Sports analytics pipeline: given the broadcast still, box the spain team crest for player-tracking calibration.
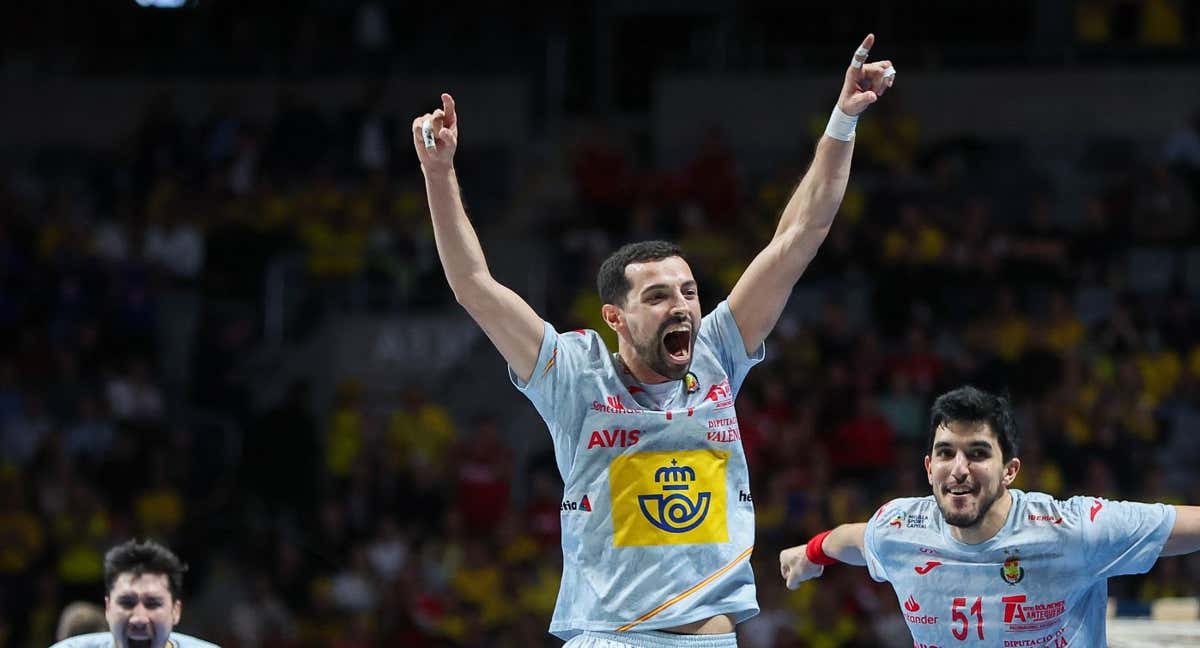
[1001,549,1025,585]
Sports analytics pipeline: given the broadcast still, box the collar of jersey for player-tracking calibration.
[937,488,1025,551]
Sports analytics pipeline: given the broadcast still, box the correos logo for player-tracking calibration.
[637,459,712,533]
[609,449,729,546]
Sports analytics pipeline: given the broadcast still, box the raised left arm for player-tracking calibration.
[728,34,895,355]
[1162,505,1200,556]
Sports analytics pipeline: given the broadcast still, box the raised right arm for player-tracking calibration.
[412,93,545,382]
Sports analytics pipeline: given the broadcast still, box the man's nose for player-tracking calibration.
[950,452,970,477]
[669,291,688,314]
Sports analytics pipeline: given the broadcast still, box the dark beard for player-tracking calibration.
[632,316,694,380]
[940,488,1001,529]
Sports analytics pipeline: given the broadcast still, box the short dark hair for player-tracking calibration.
[103,539,188,601]
[597,241,685,306]
[928,386,1019,461]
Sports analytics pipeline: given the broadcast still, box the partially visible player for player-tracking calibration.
[49,539,219,648]
[55,602,107,640]
[779,385,1200,646]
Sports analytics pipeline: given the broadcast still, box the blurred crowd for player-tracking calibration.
[3,74,1200,648]
[5,1,1199,84]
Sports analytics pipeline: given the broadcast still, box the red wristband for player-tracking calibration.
[805,529,839,566]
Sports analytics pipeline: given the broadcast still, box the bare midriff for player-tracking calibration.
[662,613,735,634]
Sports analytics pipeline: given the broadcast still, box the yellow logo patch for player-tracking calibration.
[609,449,728,546]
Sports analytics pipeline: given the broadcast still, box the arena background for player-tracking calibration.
[1,1,1199,646]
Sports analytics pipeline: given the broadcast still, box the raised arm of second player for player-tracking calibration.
[778,523,867,589]
[727,35,895,356]
[412,93,546,382]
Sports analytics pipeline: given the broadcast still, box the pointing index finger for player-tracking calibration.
[851,33,875,69]
[442,93,456,128]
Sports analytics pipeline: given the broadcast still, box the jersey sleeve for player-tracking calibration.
[508,322,594,473]
[697,300,765,397]
[1071,496,1178,579]
[862,500,901,583]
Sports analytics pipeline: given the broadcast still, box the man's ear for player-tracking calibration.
[924,455,933,486]
[1002,458,1021,486]
[172,600,181,625]
[601,303,623,333]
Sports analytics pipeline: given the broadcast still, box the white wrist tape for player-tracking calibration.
[824,105,858,142]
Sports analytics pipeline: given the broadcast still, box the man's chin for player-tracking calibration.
[938,501,981,528]
[943,512,982,528]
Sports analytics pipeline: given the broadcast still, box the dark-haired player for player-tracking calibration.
[414,34,896,647]
[781,385,1200,647]
[50,539,218,648]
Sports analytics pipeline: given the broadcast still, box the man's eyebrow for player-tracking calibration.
[641,280,696,296]
[933,440,994,450]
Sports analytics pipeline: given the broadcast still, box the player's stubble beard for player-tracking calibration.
[632,313,696,381]
[938,482,1003,529]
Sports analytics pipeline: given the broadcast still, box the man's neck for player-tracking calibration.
[950,489,1014,545]
[616,346,671,385]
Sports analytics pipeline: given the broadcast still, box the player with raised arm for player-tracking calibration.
[779,385,1200,647]
[414,35,895,646]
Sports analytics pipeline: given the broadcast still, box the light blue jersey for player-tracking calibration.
[49,632,219,648]
[863,489,1176,647]
[512,301,763,640]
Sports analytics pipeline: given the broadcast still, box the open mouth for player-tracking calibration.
[128,637,152,648]
[662,328,691,363]
[945,485,977,498]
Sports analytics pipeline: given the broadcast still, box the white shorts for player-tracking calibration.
[564,630,738,648]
